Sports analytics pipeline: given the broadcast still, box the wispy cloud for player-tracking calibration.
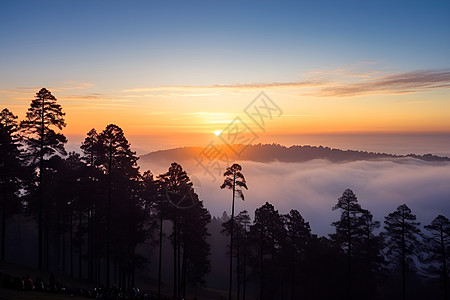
[312,70,450,97]
[121,69,450,99]
[50,81,95,92]
[61,94,131,103]
[121,81,326,94]
[1,81,95,98]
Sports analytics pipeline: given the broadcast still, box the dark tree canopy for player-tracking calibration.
[20,88,67,163]
[0,108,24,260]
[19,88,66,270]
[423,215,450,299]
[383,204,423,300]
[220,163,248,200]
[98,124,139,178]
[330,188,365,254]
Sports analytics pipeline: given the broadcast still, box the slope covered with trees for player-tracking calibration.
[140,144,450,166]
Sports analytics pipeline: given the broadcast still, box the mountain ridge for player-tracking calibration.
[139,143,450,164]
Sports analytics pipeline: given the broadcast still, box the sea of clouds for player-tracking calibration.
[142,158,450,237]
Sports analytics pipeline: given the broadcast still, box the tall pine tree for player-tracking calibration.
[383,204,423,300]
[330,188,365,300]
[97,124,139,286]
[221,163,247,300]
[0,108,24,260]
[424,215,450,300]
[20,88,66,270]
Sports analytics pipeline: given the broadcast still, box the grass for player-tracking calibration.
[0,260,229,300]
[0,288,87,300]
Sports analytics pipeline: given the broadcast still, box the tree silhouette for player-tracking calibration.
[20,88,66,270]
[80,128,104,282]
[80,128,104,283]
[0,108,24,260]
[46,152,85,277]
[284,209,312,300]
[221,210,251,300]
[249,202,285,300]
[424,215,450,300]
[97,124,139,286]
[159,162,193,299]
[158,162,210,298]
[383,204,423,300]
[236,210,251,300]
[180,196,211,294]
[357,209,385,299]
[137,170,159,290]
[330,188,364,300]
[221,163,247,300]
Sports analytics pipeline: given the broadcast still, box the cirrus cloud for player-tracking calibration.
[311,69,450,97]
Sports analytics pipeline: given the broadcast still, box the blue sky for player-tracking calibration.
[1,0,449,150]
[1,0,449,87]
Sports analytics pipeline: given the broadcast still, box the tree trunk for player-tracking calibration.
[237,240,240,300]
[243,228,247,300]
[1,208,6,260]
[87,207,92,281]
[182,239,187,300]
[57,217,60,273]
[291,239,295,300]
[79,209,82,280]
[158,213,163,300]
[177,218,181,299]
[401,215,406,300]
[347,204,352,300]
[173,216,177,299]
[62,217,66,274]
[440,224,447,300]
[229,173,236,300]
[45,213,49,271]
[260,229,264,300]
[70,211,74,278]
[106,142,112,287]
[114,251,118,285]
[38,98,44,270]
[271,235,275,300]
[131,246,136,289]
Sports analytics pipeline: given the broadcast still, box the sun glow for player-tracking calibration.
[214,130,222,136]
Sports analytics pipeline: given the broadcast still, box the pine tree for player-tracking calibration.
[330,188,365,300]
[180,197,211,293]
[284,209,312,300]
[97,124,140,286]
[0,108,24,260]
[221,163,247,300]
[221,210,251,300]
[158,162,193,299]
[20,88,66,270]
[80,128,103,282]
[158,162,210,298]
[358,209,385,299]
[237,210,251,300]
[250,202,285,300]
[424,215,450,300]
[383,204,423,300]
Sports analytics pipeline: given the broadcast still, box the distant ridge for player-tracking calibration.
[140,144,450,164]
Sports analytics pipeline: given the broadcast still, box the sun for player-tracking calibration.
[214,130,222,136]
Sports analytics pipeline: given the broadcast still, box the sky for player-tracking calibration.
[1,0,450,154]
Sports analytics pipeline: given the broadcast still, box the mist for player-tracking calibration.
[141,158,450,236]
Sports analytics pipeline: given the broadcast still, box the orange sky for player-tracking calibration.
[2,69,449,147]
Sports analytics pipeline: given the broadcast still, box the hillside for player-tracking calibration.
[139,143,450,165]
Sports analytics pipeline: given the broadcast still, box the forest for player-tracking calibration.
[1,88,449,300]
